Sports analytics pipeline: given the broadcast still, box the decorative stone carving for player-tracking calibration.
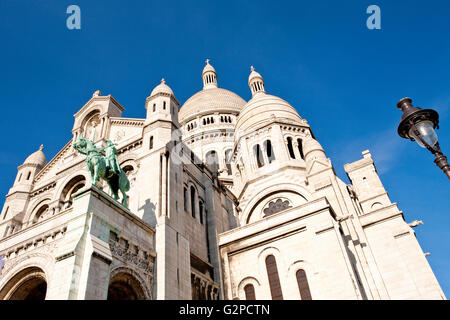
[263,199,292,217]
[109,237,154,274]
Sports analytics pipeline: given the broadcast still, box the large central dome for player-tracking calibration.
[178,60,246,123]
[179,88,246,123]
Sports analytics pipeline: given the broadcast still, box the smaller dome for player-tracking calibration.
[235,94,302,135]
[24,145,47,167]
[303,138,326,160]
[150,78,174,97]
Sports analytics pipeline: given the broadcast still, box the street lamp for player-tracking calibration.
[397,97,450,179]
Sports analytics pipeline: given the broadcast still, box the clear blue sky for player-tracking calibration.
[0,0,449,297]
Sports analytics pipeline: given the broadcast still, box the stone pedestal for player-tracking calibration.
[0,185,155,300]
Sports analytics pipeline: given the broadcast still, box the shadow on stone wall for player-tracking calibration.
[139,199,156,228]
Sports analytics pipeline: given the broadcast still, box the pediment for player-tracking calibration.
[307,158,332,176]
[34,139,78,185]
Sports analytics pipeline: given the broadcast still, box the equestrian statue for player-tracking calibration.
[73,136,130,208]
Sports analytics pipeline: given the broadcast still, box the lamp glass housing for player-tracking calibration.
[408,120,438,148]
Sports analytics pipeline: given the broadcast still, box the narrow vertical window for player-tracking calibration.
[163,101,166,110]
[199,201,204,224]
[296,269,312,300]
[244,284,256,300]
[183,187,188,212]
[3,207,9,220]
[265,140,275,163]
[254,144,265,168]
[153,104,156,112]
[225,149,232,175]
[190,186,196,218]
[287,137,295,159]
[297,139,305,160]
[18,173,22,182]
[265,255,283,300]
[26,172,31,180]
[149,136,154,149]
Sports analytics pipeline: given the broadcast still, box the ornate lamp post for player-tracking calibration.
[397,97,450,179]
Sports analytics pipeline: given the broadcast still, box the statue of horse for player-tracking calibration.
[73,136,130,208]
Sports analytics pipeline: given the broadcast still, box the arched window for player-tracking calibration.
[264,140,275,163]
[244,284,256,300]
[225,149,232,175]
[153,104,156,112]
[287,137,295,159]
[254,144,265,168]
[190,186,196,218]
[26,172,31,180]
[296,269,312,300]
[183,187,188,212]
[163,101,166,110]
[265,255,283,300]
[122,165,134,176]
[33,204,49,224]
[149,136,154,150]
[297,139,304,160]
[199,201,204,224]
[60,175,86,209]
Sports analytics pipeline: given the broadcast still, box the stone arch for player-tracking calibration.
[237,276,261,300]
[371,202,383,210]
[107,267,151,300]
[0,254,53,300]
[257,246,286,300]
[31,204,50,225]
[242,183,312,225]
[27,198,51,225]
[80,109,101,140]
[0,267,47,300]
[58,174,88,210]
[185,180,200,219]
[287,260,317,300]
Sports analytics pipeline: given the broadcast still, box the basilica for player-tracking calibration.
[0,60,445,300]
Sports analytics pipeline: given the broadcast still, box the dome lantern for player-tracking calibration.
[248,66,266,97]
[202,59,218,90]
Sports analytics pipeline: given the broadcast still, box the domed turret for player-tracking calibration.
[23,145,47,168]
[202,59,218,90]
[303,137,326,161]
[150,78,174,98]
[11,144,47,191]
[235,67,302,137]
[146,78,179,122]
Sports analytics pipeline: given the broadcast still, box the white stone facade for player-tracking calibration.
[0,60,445,300]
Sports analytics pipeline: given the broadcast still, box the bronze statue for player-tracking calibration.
[73,136,130,208]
